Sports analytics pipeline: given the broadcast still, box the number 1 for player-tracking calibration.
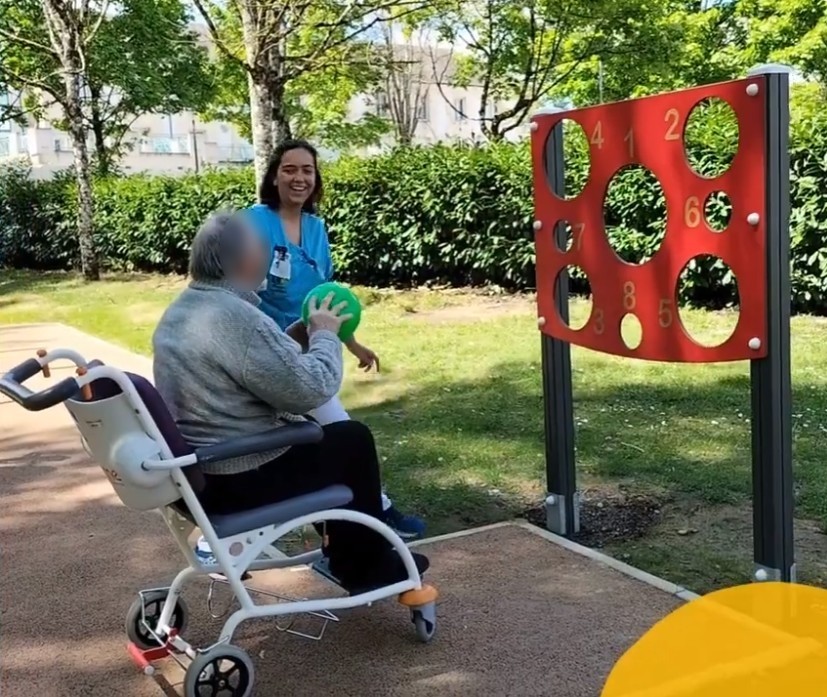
[624,129,634,157]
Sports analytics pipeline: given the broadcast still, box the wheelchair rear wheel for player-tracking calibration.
[184,644,255,697]
[125,590,188,650]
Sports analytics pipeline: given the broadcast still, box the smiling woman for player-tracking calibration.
[239,140,428,540]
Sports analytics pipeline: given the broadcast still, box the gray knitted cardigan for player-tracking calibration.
[151,279,343,475]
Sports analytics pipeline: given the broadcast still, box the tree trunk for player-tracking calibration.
[270,77,292,145]
[89,83,111,177]
[64,74,99,281]
[247,70,292,189]
[247,69,275,190]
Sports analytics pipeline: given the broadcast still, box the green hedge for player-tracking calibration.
[3,108,827,314]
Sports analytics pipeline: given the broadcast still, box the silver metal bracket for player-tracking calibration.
[753,563,797,583]
[545,491,580,536]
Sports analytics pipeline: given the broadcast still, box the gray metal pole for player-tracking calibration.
[539,122,579,536]
[748,66,795,582]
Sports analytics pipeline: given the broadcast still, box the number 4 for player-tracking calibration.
[590,121,604,149]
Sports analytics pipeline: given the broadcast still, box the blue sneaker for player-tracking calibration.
[382,506,426,540]
[194,535,252,581]
[194,535,217,566]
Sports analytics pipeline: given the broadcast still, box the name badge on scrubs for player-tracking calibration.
[270,247,291,281]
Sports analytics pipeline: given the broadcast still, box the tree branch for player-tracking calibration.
[191,0,250,70]
[0,26,55,55]
[83,0,111,46]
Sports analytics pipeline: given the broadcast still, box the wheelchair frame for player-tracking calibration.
[0,348,438,697]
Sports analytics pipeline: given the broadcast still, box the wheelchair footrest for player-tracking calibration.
[310,558,392,598]
[311,558,342,587]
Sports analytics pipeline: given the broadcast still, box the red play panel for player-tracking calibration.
[531,77,768,363]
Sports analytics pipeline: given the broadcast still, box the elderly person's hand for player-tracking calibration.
[307,292,353,336]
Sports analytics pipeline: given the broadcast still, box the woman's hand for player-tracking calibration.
[346,338,380,372]
[307,292,352,336]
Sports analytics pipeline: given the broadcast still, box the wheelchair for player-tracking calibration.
[0,348,438,696]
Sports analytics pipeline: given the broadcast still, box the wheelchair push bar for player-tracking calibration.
[0,348,91,412]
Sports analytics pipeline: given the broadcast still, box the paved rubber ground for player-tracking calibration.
[0,324,683,696]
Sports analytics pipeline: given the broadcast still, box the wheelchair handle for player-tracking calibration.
[0,357,81,412]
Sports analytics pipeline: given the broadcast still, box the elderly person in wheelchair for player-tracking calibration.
[152,210,429,593]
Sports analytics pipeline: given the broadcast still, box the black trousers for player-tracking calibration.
[201,420,387,564]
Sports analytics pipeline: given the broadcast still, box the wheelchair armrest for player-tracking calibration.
[194,421,324,466]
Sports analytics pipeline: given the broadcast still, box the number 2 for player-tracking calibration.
[665,108,680,140]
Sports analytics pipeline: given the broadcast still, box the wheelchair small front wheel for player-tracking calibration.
[411,606,437,643]
[184,645,255,697]
[125,590,188,650]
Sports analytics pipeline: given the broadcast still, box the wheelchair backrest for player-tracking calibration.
[64,365,205,512]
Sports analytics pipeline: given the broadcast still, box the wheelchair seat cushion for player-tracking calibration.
[209,484,354,539]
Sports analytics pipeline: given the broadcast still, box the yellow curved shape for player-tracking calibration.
[602,582,827,697]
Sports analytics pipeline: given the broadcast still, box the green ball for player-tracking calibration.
[301,281,362,341]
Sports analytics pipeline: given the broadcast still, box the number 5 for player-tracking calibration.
[658,298,673,328]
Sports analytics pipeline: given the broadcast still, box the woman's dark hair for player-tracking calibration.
[258,139,323,214]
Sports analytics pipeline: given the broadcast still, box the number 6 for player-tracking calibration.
[685,196,701,228]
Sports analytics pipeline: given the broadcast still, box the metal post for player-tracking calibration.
[540,122,579,536]
[749,67,795,582]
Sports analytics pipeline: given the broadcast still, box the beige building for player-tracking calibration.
[0,31,527,178]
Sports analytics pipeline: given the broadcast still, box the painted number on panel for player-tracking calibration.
[658,298,673,328]
[665,108,681,140]
[624,129,635,157]
[685,196,701,228]
[623,281,637,311]
[594,308,605,335]
[591,121,604,149]
[572,223,585,251]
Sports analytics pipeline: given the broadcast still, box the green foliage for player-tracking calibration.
[0,0,213,174]
[433,0,674,139]
[322,142,535,287]
[197,0,392,152]
[4,101,827,314]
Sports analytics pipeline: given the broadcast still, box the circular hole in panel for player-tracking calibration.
[676,255,740,347]
[684,98,739,178]
[554,265,592,331]
[620,313,642,350]
[544,119,590,200]
[604,165,667,265]
[704,191,732,232]
[554,220,584,253]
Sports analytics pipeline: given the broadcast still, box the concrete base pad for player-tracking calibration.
[0,324,684,696]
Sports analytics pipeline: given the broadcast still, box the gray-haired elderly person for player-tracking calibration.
[152,210,429,591]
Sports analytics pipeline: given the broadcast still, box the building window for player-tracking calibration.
[140,135,190,155]
[375,92,390,116]
[0,91,10,132]
[455,97,467,121]
[416,94,429,121]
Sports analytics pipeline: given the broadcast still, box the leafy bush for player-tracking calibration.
[3,103,827,314]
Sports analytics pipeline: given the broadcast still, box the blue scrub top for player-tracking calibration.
[243,204,334,329]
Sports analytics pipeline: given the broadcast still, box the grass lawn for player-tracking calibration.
[3,270,827,594]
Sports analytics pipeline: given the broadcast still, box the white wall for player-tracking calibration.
[0,33,529,177]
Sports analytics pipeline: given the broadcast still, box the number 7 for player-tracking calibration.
[658,298,673,328]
